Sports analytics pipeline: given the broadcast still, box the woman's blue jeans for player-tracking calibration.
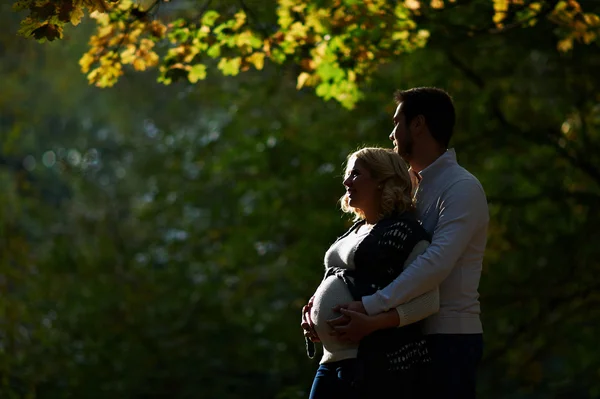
[309,358,359,399]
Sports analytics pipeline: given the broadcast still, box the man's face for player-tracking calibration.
[389,102,414,162]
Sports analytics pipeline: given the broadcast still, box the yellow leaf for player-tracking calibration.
[417,29,430,40]
[296,72,311,89]
[291,4,306,13]
[97,24,113,38]
[233,10,246,30]
[120,44,136,64]
[288,21,308,39]
[79,52,95,73]
[557,38,573,51]
[276,3,294,29]
[132,58,146,71]
[430,0,444,9]
[392,30,410,41]
[236,31,253,47]
[263,39,271,55]
[583,31,596,44]
[305,8,328,33]
[90,10,109,25]
[117,0,133,11]
[404,0,421,10]
[529,2,542,12]
[71,7,85,25]
[584,13,600,26]
[493,0,509,26]
[145,51,159,67]
[247,52,265,70]
[140,38,155,51]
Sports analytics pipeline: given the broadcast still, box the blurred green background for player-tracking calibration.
[1,1,600,398]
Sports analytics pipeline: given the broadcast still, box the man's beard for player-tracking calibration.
[395,133,414,163]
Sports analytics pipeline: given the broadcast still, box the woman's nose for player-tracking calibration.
[343,177,352,187]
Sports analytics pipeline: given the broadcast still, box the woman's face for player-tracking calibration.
[343,157,380,218]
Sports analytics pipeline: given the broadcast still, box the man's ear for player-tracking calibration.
[411,115,426,135]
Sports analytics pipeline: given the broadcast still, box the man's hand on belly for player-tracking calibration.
[332,300,367,315]
[325,301,368,343]
[326,308,376,344]
[327,302,400,344]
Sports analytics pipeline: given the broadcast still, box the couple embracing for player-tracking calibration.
[301,87,489,399]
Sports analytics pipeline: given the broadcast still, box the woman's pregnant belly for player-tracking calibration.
[311,275,359,363]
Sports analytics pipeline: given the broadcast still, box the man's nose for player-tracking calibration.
[389,130,395,141]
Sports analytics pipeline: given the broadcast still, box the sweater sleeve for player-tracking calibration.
[394,240,439,326]
[363,179,489,315]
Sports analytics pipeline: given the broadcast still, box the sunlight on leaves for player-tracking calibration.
[11,0,600,108]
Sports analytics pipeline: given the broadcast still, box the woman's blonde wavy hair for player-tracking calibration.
[340,147,415,222]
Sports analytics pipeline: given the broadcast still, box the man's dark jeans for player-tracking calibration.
[426,333,484,399]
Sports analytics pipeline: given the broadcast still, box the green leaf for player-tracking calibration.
[201,10,220,27]
[188,64,207,83]
[217,57,241,76]
[270,48,286,64]
[207,44,221,58]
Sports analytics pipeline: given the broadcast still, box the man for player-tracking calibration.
[302,87,489,399]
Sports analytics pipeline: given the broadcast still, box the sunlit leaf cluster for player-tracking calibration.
[13,0,112,41]
[12,0,600,108]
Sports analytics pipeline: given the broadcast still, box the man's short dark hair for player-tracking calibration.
[394,87,456,148]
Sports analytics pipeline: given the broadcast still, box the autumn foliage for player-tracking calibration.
[13,0,600,108]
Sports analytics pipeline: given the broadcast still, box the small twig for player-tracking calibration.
[238,0,270,37]
[482,281,600,366]
[446,51,485,89]
[199,0,213,16]
[487,189,600,206]
[488,1,559,35]
[446,51,600,187]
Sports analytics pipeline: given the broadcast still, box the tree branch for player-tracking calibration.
[199,0,214,16]
[482,280,600,366]
[446,52,600,187]
[422,0,560,38]
[487,189,600,206]
[238,0,271,37]
[487,0,560,35]
[446,52,485,89]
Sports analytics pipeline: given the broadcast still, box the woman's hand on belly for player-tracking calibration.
[301,296,320,342]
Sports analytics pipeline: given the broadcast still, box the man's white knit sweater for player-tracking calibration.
[362,149,489,335]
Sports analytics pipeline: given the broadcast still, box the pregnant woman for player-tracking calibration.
[302,147,439,399]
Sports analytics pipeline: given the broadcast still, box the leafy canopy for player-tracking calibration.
[12,0,600,108]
